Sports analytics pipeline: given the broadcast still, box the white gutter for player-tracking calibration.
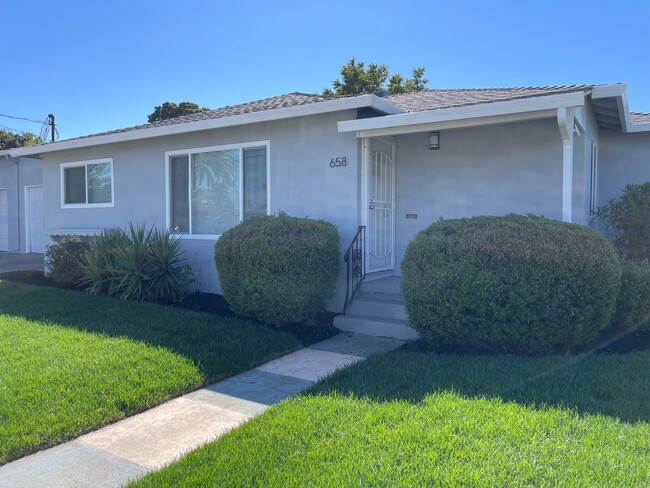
[0,95,404,158]
[338,91,587,136]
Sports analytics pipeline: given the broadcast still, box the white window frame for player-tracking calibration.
[60,158,114,208]
[589,141,598,215]
[165,140,271,240]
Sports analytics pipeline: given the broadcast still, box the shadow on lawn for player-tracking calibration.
[308,348,650,424]
[0,281,300,380]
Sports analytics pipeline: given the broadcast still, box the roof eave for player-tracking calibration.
[338,90,589,135]
[0,94,404,158]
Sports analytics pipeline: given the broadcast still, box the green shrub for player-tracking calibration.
[45,236,91,286]
[80,223,191,301]
[600,182,650,260]
[215,214,340,326]
[609,259,650,334]
[401,215,622,354]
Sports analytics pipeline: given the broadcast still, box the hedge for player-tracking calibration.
[215,214,340,326]
[401,215,622,354]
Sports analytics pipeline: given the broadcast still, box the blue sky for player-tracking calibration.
[2,0,649,140]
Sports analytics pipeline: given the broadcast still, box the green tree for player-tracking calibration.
[0,130,43,151]
[147,102,210,123]
[323,58,428,96]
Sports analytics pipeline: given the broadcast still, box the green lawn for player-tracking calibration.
[0,281,301,464]
[133,350,650,487]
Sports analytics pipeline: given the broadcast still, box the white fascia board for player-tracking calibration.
[338,91,587,134]
[353,109,558,138]
[0,95,404,158]
[627,122,650,133]
[590,84,648,133]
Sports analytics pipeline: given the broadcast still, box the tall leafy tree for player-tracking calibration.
[0,130,43,151]
[147,102,210,123]
[324,58,428,96]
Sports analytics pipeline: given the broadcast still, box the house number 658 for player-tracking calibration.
[330,157,347,167]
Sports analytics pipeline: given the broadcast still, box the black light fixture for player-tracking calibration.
[429,131,440,150]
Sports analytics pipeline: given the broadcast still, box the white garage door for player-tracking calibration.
[0,189,7,252]
[27,186,44,253]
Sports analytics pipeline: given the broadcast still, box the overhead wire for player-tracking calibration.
[0,113,46,124]
[0,113,59,142]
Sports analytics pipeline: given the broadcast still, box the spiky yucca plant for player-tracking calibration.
[80,223,192,301]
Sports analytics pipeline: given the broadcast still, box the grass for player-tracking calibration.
[132,350,650,487]
[0,280,301,464]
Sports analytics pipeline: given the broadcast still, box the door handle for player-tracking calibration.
[369,204,375,209]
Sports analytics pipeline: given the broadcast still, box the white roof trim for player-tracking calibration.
[591,84,650,133]
[0,95,404,158]
[338,91,588,134]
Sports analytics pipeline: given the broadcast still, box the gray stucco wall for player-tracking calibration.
[41,110,359,310]
[0,157,42,252]
[393,118,563,271]
[597,130,650,206]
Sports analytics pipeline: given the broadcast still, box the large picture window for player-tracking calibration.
[61,159,113,207]
[167,142,269,236]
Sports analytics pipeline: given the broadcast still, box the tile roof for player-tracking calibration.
[386,85,594,112]
[24,84,642,148]
[69,92,341,141]
[630,112,650,124]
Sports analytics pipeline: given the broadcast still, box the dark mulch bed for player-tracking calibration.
[401,328,650,356]
[0,270,339,347]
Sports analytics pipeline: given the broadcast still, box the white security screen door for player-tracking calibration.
[27,186,44,253]
[366,138,395,272]
[0,190,8,252]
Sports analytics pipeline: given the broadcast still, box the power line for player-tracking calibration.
[0,124,30,134]
[0,113,46,124]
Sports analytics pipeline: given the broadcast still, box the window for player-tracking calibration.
[589,141,598,215]
[61,159,113,207]
[167,142,269,236]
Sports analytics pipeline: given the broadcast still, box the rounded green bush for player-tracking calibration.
[609,259,650,334]
[215,214,340,326]
[401,215,622,354]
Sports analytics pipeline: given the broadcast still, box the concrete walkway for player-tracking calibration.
[0,252,44,274]
[0,333,403,488]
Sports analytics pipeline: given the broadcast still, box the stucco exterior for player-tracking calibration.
[4,86,650,314]
[42,110,359,310]
[0,156,43,252]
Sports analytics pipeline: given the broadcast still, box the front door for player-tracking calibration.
[365,138,395,273]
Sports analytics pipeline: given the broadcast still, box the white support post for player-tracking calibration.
[557,107,575,223]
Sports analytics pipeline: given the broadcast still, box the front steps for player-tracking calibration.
[334,276,420,341]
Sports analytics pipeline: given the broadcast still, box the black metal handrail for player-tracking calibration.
[343,225,366,315]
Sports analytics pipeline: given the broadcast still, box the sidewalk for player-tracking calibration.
[0,333,403,488]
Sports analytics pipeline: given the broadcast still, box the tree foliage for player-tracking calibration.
[323,58,428,96]
[0,130,43,151]
[600,182,650,260]
[147,102,210,123]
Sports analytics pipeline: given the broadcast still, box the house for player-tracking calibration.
[0,155,43,253]
[1,84,649,338]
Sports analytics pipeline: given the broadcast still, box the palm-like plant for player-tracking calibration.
[80,223,192,301]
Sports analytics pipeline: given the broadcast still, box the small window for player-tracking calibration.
[61,159,113,207]
[167,142,268,236]
[589,142,598,215]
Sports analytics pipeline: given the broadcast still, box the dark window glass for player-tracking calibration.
[243,147,267,219]
[64,166,86,204]
[170,156,190,233]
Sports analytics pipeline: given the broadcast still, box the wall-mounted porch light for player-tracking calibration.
[429,131,440,150]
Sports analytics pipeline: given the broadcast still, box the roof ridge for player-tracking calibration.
[406,85,594,93]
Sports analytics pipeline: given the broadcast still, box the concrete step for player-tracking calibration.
[334,314,420,341]
[347,296,406,321]
[355,289,404,303]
